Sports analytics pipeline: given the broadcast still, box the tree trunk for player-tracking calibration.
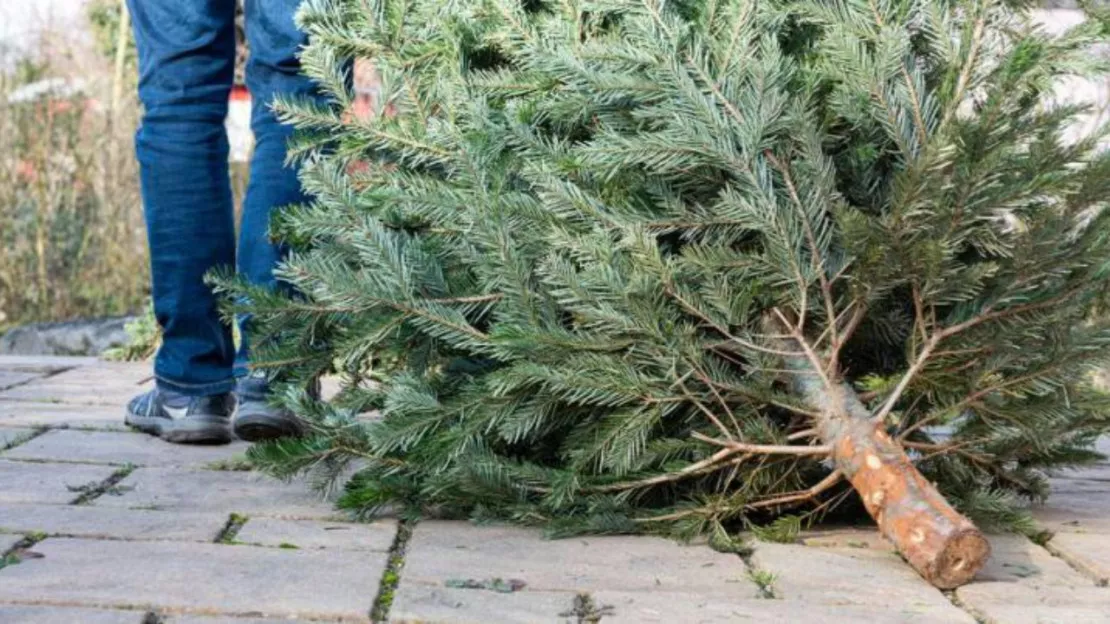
[775,326,990,588]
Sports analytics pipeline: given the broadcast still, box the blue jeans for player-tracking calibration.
[127,0,321,395]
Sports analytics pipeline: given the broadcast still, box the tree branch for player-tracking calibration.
[764,150,839,352]
[667,286,805,358]
[746,470,844,510]
[772,308,833,388]
[692,432,831,456]
[873,290,1083,425]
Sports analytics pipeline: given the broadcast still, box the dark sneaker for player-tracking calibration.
[125,388,234,444]
[232,372,306,442]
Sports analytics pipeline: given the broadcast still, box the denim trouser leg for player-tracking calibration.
[234,0,323,377]
[129,0,320,394]
[129,0,239,396]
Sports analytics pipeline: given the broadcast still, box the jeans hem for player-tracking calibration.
[155,375,235,397]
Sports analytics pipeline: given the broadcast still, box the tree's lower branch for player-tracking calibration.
[747,470,844,509]
[692,432,831,456]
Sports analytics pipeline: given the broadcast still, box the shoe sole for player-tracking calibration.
[232,405,303,442]
[125,412,232,445]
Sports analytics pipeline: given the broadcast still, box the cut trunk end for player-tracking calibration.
[929,529,992,589]
[827,403,990,589]
[770,318,990,588]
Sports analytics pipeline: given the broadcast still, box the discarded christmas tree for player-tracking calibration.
[232,0,1110,589]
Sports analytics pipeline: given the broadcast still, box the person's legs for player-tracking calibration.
[125,0,238,443]
[236,0,320,300]
[232,0,324,440]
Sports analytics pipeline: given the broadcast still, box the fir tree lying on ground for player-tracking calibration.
[229,0,1110,588]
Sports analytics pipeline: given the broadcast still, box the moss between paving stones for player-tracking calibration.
[371,520,414,623]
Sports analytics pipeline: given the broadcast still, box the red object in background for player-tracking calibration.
[48,98,74,114]
[348,58,378,122]
[15,159,37,183]
[226,85,254,163]
[344,58,384,178]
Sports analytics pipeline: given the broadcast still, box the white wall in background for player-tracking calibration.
[1034,9,1109,146]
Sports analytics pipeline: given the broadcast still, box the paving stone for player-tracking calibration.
[403,521,755,595]
[0,606,140,623]
[392,584,972,624]
[169,616,328,623]
[0,427,37,449]
[0,371,42,391]
[594,591,976,623]
[399,588,974,624]
[0,538,385,620]
[0,355,95,371]
[0,378,153,406]
[1053,463,1110,481]
[0,401,129,430]
[0,460,117,504]
[0,504,226,542]
[0,365,153,406]
[973,534,1090,586]
[97,467,337,519]
[956,583,1110,624]
[1049,478,1110,495]
[1033,505,1110,534]
[955,533,1110,623]
[235,517,396,551]
[50,362,151,382]
[750,543,962,613]
[1045,532,1110,585]
[799,527,895,552]
[390,584,576,624]
[2,532,23,552]
[2,430,249,467]
[1039,480,1110,518]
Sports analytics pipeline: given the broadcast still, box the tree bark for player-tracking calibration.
[773,325,990,588]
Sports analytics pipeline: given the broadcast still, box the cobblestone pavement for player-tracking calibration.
[0,357,1107,623]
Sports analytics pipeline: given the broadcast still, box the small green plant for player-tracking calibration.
[67,464,135,505]
[371,521,413,623]
[1029,530,1055,547]
[104,302,160,362]
[747,569,779,599]
[0,549,42,571]
[203,455,254,472]
[371,560,403,622]
[0,553,20,571]
[216,513,250,544]
[0,533,48,571]
[559,593,615,624]
[278,542,300,550]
